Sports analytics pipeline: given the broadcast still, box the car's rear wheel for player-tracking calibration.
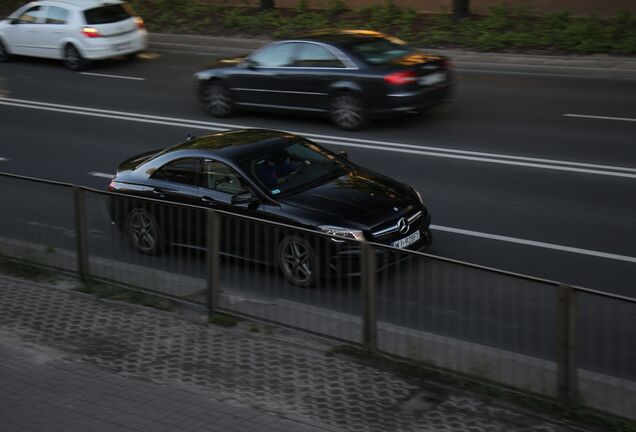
[277,235,319,287]
[63,44,86,71]
[0,39,10,62]
[127,208,163,255]
[330,92,368,131]
[203,82,234,118]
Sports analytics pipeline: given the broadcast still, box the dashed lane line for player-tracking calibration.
[565,113,636,123]
[79,72,145,81]
[88,171,114,179]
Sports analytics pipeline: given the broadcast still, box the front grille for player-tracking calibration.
[371,210,423,239]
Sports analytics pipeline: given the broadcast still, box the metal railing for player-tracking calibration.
[1,171,634,420]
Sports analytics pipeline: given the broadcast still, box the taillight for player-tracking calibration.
[108,181,115,191]
[384,70,418,85]
[134,16,145,30]
[82,27,102,38]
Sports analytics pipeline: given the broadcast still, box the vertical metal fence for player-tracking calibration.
[1,171,634,420]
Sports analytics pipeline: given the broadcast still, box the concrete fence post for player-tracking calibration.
[73,187,90,281]
[206,210,221,313]
[557,284,577,405]
[360,241,377,352]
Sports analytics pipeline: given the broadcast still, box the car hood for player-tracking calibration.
[279,170,419,229]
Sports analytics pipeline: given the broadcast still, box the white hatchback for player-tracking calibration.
[0,0,148,70]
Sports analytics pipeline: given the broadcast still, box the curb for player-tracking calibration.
[148,33,636,79]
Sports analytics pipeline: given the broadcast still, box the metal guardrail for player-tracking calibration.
[1,170,635,419]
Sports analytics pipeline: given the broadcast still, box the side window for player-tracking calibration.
[152,158,199,186]
[249,43,298,68]
[295,44,345,68]
[18,6,43,24]
[202,160,247,195]
[46,6,69,24]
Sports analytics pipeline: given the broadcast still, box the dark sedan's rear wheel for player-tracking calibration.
[0,39,10,62]
[127,208,163,255]
[203,82,234,118]
[63,44,87,71]
[330,92,368,131]
[277,235,319,287]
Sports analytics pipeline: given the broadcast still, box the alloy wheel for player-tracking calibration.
[278,236,317,287]
[127,209,160,254]
[331,93,367,131]
[204,83,233,117]
[64,45,85,71]
[0,40,9,62]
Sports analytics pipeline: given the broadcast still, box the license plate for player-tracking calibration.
[113,42,130,52]
[391,230,421,249]
[419,72,446,86]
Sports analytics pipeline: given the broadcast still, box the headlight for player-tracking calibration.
[318,225,365,241]
[414,189,424,204]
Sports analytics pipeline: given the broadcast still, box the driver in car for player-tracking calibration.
[258,152,296,189]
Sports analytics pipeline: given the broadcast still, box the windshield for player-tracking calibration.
[348,36,415,65]
[241,140,348,196]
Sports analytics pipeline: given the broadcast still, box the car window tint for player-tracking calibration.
[250,43,297,67]
[348,37,414,65]
[84,4,132,24]
[295,44,344,68]
[46,6,69,24]
[202,160,247,195]
[152,158,199,186]
[18,6,43,24]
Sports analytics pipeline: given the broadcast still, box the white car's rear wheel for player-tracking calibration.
[63,44,87,71]
[0,40,10,62]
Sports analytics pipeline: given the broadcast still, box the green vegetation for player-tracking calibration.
[327,344,636,432]
[0,256,59,283]
[75,280,175,311]
[0,1,633,54]
[209,312,240,327]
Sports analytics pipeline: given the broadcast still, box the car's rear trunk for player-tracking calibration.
[83,4,136,37]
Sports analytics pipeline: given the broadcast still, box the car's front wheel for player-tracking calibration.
[277,235,319,287]
[0,39,10,62]
[203,82,234,118]
[63,44,87,71]
[330,92,368,131]
[127,208,164,255]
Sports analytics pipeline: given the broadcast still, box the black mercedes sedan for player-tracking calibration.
[109,129,431,286]
[193,30,452,130]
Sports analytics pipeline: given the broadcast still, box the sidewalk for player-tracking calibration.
[0,274,591,432]
[148,33,636,80]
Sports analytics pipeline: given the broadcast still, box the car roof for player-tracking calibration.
[35,0,123,9]
[166,129,304,162]
[294,29,392,44]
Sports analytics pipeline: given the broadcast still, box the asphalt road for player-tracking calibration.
[1,49,635,296]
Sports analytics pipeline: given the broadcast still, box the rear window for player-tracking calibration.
[348,37,414,65]
[84,4,132,25]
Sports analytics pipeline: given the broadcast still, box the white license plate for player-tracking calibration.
[391,230,421,249]
[419,72,446,86]
[113,42,130,52]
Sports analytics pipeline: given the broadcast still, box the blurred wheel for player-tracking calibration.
[203,82,234,118]
[330,93,367,131]
[127,208,163,255]
[63,44,86,71]
[0,39,10,62]
[277,235,319,287]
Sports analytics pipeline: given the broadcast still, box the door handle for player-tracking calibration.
[202,196,217,205]
[152,188,167,198]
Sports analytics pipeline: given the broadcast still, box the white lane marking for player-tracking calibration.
[79,72,145,81]
[0,157,8,162]
[2,97,636,179]
[431,224,636,264]
[564,113,636,123]
[88,171,114,179]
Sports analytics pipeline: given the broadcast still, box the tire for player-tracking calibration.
[277,235,320,287]
[0,39,10,62]
[63,44,87,71]
[330,92,368,131]
[126,208,164,255]
[202,82,234,118]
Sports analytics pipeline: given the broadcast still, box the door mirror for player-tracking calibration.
[244,59,257,70]
[338,150,349,160]
[10,18,21,24]
[231,191,257,205]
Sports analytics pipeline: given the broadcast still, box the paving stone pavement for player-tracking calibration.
[0,275,589,432]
